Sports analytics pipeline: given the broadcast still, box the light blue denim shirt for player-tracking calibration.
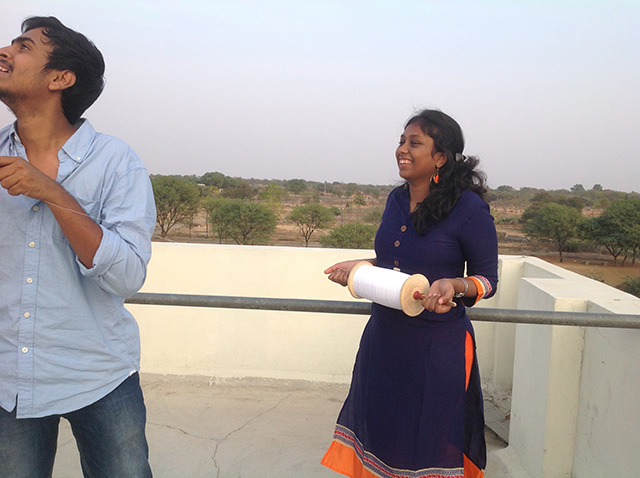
[0,119,156,418]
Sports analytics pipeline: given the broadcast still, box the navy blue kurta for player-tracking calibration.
[322,186,498,478]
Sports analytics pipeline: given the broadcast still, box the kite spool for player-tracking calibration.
[347,261,431,317]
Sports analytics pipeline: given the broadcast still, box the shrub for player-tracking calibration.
[620,276,640,298]
[320,223,377,249]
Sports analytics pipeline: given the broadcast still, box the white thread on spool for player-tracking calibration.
[347,261,430,317]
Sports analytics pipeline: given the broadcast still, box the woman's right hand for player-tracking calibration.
[324,259,373,287]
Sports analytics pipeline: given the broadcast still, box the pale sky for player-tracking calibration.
[1,0,639,192]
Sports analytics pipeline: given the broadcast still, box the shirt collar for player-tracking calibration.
[60,119,96,164]
[8,119,97,164]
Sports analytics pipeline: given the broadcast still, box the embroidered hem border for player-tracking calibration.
[322,424,465,478]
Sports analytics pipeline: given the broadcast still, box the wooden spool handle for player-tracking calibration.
[413,290,457,308]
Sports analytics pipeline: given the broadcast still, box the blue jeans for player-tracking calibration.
[0,373,152,478]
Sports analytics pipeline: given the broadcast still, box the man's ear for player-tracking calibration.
[49,70,76,91]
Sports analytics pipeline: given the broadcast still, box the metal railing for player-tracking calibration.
[126,293,640,330]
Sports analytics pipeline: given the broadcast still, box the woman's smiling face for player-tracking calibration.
[395,122,445,185]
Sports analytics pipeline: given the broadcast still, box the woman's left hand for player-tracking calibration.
[420,279,456,314]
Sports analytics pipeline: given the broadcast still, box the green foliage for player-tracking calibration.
[151,176,201,238]
[285,178,307,194]
[288,203,334,246]
[220,178,255,200]
[200,171,227,189]
[202,197,233,243]
[352,194,367,207]
[320,223,377,249]
[584,198,640,266]
[203,198,276,245]
[258,183,286,218]
[522,202,584,262]
[620,276,640,298]
[302,193,322,204]
[345,182,359,197]
[363,207,384,225]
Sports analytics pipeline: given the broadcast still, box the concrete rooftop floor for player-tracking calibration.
[51,373,520,478]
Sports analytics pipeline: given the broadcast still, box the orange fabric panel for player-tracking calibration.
[465,331,474,391]
[321,440,379,478]
[467,276,484,305]
[463,453,484,478]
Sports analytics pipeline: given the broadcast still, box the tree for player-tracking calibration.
[320,223,377,249]
[203,197,233,243]
[221,178,255,200]
[352,194,367,207]
[205,199,276,245]
[258,183,286,218]
[200,171,227,189]
[152,176,201,238]
[288,203,334,246]
[583,198,640,266]
[522,202,584,262]
[285,179,307,194]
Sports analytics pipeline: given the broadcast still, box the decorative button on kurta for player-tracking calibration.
[32,205,39,212]
[394,240,400,247]
[21,347,29,354]
[394,260,399,266]
[26,278,34,284]
[23,312,31,318]
[401,225,407,232]
[29,242,36,248]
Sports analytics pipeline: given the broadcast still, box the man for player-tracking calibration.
[0,16,155,477]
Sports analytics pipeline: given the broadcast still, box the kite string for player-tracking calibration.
[43,199,176,243]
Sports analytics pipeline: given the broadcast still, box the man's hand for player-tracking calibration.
[0,155,102,268]
[0,156,57,200]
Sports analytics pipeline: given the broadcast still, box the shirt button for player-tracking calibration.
[33,205,39,212]
[26,278,34,284]
[401,225,407,232]
[21,347,29,354]
[29,241,36,248]
[394,240,400,247]
[23,312,31,318]
[394,260,399,266]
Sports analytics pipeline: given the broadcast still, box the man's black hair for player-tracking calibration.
[22,16,105,125]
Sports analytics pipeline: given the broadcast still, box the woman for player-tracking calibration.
[321,109,498,478]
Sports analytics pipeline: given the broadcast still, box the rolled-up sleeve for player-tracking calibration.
[78,166,156,298]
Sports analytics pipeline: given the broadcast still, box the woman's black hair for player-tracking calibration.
[405,109,488,235]
[22,16,105,125]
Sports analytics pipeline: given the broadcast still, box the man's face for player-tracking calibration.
[0,28,54,104]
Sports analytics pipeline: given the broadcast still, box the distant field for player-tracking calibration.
[157,192,639,291]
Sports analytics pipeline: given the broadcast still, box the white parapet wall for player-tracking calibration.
[129,244,640,477]
[129,243,372,382]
